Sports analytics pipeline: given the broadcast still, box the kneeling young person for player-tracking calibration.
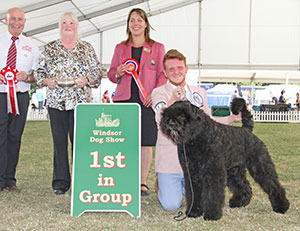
[152,49,241,210]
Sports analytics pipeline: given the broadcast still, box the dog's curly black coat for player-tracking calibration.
[160,99,289,221]
[230,97,254,131]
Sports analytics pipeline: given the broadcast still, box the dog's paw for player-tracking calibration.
[203,212,222,221]
[229,195,251,208]
[272,200,290,214]
[187,210,202,218]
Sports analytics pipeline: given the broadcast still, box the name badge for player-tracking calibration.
[192,92,204,107]
[144,47,151,53]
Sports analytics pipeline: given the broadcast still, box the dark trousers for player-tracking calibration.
[48,108,74,190]
[0,92,29,189]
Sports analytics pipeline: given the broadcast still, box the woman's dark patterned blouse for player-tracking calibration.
[35,39,102,111]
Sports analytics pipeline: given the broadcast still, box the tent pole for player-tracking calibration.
[248,0,253,67]
[99,32,103,102]
[197,0,203,87]
[251,82,254,106]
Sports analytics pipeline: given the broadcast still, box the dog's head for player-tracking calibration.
[230,97,247,115]
[160,101,201,144]
[230,97,254,131]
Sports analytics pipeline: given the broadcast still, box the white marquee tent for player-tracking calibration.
[1,0,300,85]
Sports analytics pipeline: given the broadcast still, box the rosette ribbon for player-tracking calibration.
[0,66,19,115]
[123,58,148,100]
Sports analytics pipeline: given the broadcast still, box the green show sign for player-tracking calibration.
[71,103,141,217]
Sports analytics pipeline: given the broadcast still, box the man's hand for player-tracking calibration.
[0,74,4,84]
[16,71,28,82]
[231,112,242,123]
[168,87,186,106]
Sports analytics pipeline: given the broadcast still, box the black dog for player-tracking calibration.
[160,99,289,221]
[230,97,253,131]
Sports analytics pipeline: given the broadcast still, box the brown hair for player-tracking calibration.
[123,8,154,45]
[163,49,187,70]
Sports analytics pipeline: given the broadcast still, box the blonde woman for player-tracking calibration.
[35,12,102,195]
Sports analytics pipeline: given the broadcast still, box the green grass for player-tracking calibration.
[0,121,300,230]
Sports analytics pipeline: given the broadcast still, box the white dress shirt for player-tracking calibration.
[0,30,40,92]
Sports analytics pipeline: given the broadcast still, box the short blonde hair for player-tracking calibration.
[59,12,79,37]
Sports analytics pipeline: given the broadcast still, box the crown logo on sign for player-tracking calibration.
[95,112,120,127]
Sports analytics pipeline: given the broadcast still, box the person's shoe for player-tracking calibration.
[141,184,150,196]
[6,185,21,193]
[54,188,68,195]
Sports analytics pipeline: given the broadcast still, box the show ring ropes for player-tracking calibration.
[0,66,19,115]
[123,58,148,100]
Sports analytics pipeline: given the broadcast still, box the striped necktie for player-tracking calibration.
[6,36,18,68]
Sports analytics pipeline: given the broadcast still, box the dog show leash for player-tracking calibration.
[173,141,195,221]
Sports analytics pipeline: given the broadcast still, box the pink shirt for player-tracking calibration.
[108,40,167,102]
[152,82,239,174]
[152,82,210,174]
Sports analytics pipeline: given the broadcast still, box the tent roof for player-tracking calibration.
[1,0,300,84]
[0,0,198,46]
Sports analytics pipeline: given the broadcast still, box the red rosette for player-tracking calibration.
[122,58,147,100]
[0,66,19,115]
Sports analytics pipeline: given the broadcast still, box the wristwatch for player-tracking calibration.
[25,75,31,83]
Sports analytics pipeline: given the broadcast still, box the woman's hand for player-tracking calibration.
[76,76,88,88]
[43,77,57,89]
[143,94,152,107]
[115,64,127,79]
